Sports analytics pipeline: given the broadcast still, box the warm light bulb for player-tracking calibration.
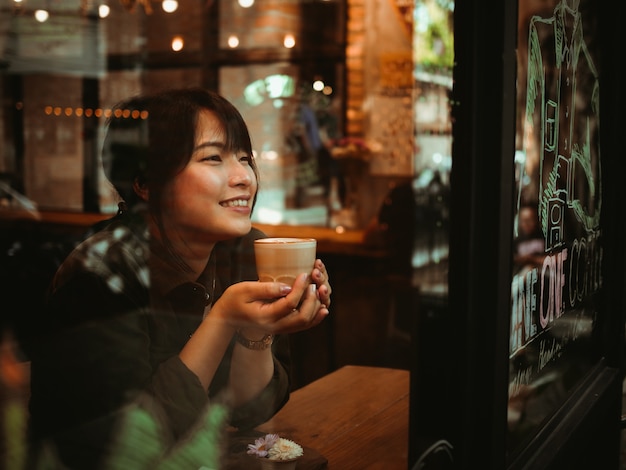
[99,5,110,18]
[171,36,184,51]
[283,34,295,49]
[238,0,254,7]
[228,35,240,48]
[34,9,49,22]
[313,80,324,92]
[162,0,178,13]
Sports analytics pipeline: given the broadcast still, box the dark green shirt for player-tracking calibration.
[27,213,291,469]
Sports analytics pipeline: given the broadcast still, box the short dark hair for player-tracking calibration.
[102,87,259,270]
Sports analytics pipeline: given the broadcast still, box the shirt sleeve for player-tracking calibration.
[211,229,293,430]
[147,355,212,440]
[228,333,292,430]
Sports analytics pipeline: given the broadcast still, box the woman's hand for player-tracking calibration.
[311,258,332,309]
[210,265,331,334]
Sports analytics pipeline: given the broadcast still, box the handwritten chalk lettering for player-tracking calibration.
[568,231,603,307]
[538,337,563,371]
[570,308,593,341]
[509,365,534,397]
[539,249,567,329]
[510,268,539,354]
[511,235,600,354]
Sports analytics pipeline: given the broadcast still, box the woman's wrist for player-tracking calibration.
[235,328,274,350]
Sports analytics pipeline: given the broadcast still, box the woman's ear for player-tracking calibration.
[133,178,149,201]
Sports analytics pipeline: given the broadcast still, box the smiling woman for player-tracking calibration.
[165,108,258,250]
[25,87,332,469]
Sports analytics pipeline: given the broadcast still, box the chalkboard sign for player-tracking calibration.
[508,0,602,457]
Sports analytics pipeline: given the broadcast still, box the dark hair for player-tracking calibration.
[102,87,259,268]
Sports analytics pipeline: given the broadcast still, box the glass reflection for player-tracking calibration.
[508,0,602,458]
[413,0,453,296]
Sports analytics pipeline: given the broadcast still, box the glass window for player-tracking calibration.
[508,0,603,457]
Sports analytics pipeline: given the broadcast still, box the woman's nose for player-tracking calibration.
[228,160,252,186]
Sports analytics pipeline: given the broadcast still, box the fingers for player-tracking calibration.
[265,273,312,312]
[256,279,294,300]
[312,259,332,308]
[276,284,329,333]
[253,281,328,333]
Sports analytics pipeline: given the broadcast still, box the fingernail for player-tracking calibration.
[280,285,292,295]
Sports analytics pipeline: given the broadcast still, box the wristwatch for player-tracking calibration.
[235,330,275,350]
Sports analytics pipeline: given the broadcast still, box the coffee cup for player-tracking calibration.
[254,237,317,285]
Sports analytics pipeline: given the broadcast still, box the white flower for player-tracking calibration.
[247,434,279,458]
[267,438,304,461]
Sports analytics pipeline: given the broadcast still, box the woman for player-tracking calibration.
[27,88,332,468]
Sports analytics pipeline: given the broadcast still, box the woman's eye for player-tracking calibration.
[201,154,222,162]
[239,154,253,164]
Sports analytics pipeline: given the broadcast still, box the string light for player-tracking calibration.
[42,106,149,119]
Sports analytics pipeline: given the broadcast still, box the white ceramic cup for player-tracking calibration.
[254,237,317,285]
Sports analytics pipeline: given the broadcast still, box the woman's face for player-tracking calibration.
[162,109,257,247]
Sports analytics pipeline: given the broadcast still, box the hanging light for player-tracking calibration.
[228,35,240,48]
[162,0,178,13]
[34,9,49,22]
[99,4,111,18]
[171,36,184,51]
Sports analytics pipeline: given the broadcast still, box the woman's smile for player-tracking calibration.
[220,198,251,208]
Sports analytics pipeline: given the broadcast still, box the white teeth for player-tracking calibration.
[222,199,248,207]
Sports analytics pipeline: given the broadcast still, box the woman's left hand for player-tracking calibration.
[267,258,331,333]
[311,258,332,310]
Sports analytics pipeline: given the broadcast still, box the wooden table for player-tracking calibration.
[256,365,409,469]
